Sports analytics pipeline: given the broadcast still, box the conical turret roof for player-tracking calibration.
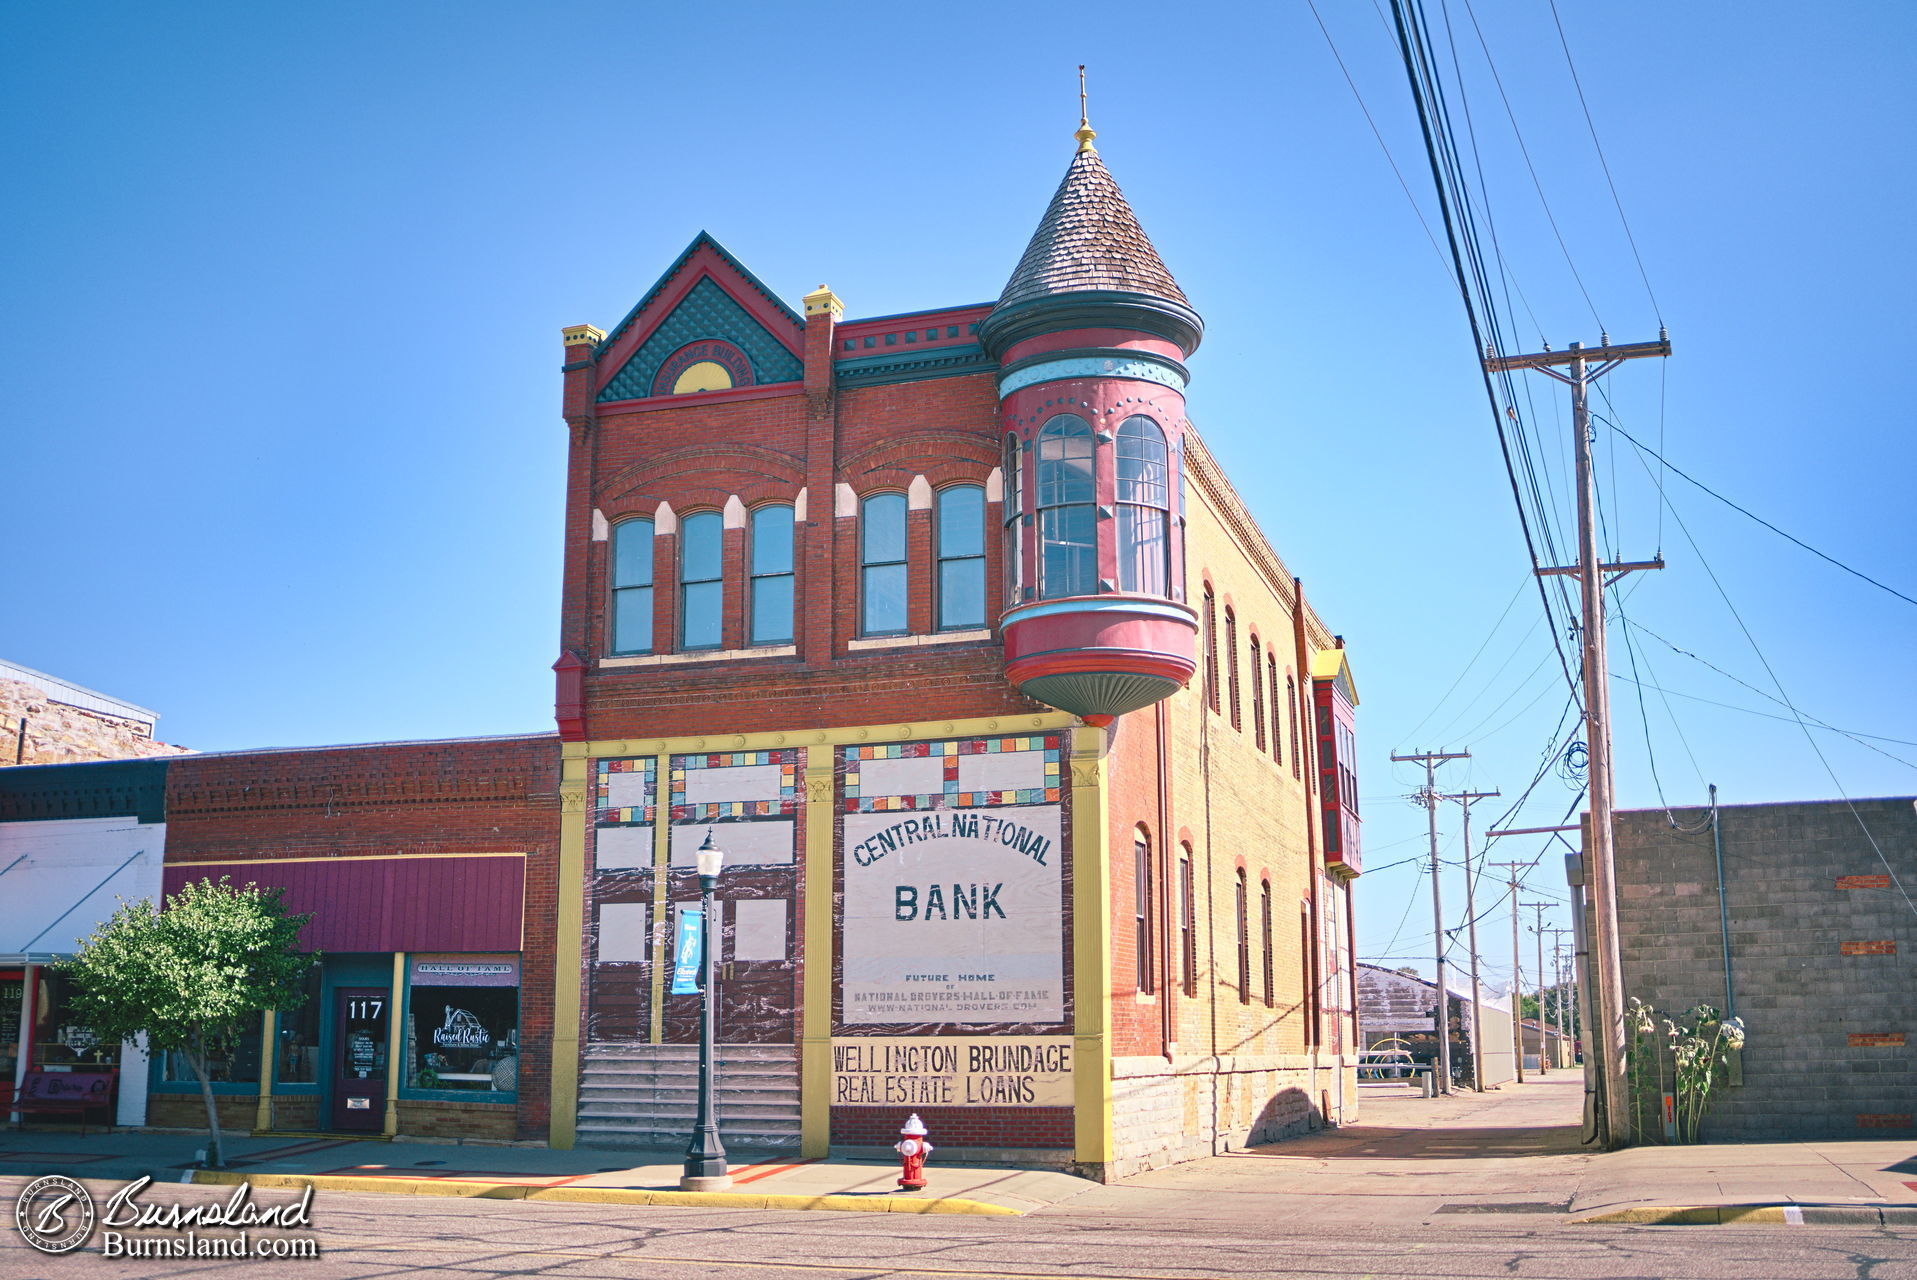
[997,147,1190,310]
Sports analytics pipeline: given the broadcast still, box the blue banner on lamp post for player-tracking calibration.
[671,907,704,995]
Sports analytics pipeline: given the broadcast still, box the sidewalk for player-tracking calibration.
[0,1127,1094,1215]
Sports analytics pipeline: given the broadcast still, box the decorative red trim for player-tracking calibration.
[594,381,802,415]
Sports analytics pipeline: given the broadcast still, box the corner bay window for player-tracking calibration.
[860,493,908,635]
[936,484,986,630]
[1115,416,1170,594]
[1036,415,1095,598]
[406,956,520,1093]
[611,518,654,654]
[679,511,724,650]
[749,503,795,645]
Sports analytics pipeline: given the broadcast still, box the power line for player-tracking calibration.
[1603,412,1917,610]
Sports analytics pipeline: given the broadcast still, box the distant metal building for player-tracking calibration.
[1356,962,1516,1088]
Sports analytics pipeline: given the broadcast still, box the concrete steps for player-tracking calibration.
[576,1044,800,1152]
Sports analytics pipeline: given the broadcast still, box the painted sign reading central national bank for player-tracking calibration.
[842,805,1064,1024]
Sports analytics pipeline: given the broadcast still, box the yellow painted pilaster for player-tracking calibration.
[383,953,404,1137]
[254,1011,276,1133]
[1068,724,1112,1167]
[550,750,591,1149]
[648,749,671,1044]
[799,746,836,1158]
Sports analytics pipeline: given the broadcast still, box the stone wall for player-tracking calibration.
[0,677,186,767]
[1109,1053,1349,1178]
[1611,797,1916,1140]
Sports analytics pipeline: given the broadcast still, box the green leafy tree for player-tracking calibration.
[58,878,314,1168]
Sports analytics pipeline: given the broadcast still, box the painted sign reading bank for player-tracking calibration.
[832,1036,1073,1107]
[841,805,1064,1024]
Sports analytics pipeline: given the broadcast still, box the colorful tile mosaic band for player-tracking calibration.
[842,735,1062,813]
[669,749,800,823]
[593,757,657,827]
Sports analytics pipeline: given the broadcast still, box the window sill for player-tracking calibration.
[847,629,992,651]
[601,645,796,668]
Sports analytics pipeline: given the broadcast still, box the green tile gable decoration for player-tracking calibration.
[598,277,804,403]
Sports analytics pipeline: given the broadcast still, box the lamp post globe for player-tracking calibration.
[682,828,730,1189]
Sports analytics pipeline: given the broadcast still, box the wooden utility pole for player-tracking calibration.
[1392,749,1469,1093]
[1485,334,1671,1146]
[1524,902,1550,1079]
[1544,927,1576,1064]
[1491,860,1530,1081]
[1443,790,1500,1090]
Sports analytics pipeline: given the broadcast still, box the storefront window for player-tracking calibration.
[34,972,116,1069]
[0,973,23,1082]
[157,1009,263,1084]
[276,963,323,1084]
[405,955,519,1094]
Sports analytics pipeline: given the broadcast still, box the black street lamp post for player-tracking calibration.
[682,829,730,1190]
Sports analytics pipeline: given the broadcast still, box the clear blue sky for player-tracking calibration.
[5,3,1912,989]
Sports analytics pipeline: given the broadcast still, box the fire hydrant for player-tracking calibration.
[894,1113,933,1190]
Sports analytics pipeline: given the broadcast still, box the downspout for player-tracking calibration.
[1202,656,1219,1152]
[1709,785,1734,1020]
[1156,701,1175,1059]
[1292,578,1321,1117]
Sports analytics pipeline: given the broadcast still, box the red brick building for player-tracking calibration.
[550,117,1364,1178]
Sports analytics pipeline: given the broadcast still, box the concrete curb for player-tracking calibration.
[1574,1203,1917,1227]
[185,1170,1022,1216]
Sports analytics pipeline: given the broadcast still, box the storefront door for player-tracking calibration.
[330,987,388,1132]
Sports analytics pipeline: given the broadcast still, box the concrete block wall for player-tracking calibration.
[1612,797,1916,1140]
[1110,1053,1335,1178]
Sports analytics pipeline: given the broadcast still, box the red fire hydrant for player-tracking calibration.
[894,1113,933,1190]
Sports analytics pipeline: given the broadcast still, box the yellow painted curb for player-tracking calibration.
[1573,1205,1782,1225]
[190,1171,1021,1216]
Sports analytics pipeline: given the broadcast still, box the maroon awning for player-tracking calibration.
[162,855,524,953]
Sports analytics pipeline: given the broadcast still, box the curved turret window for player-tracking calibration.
[749,503,795,645]
[936,485,986,630]
[860,493,908,636]
[679,511,723,650]
[610,518,654,654]
[1002,434,1023,606]
[1115,416,1171,595]
[1035,415,1095,599]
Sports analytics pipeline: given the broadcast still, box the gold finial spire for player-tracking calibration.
[1075,64,1097,153]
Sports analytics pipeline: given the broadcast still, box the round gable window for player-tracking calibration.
[671,360,734,394]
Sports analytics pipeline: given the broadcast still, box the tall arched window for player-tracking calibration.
[1261,878,1275,1007]
[1002,434,1023,607]
[679,511,723,650]
[860,493,908,636]
[1268,654,1283,764]
[1203,586,1220,712]
[1179,846,1197,995]
[1115,416,1170,594]
[748,503,794,645]
[610,518,654,655]
[1250,635,1266,750]
[1035,415,1095,599]
[1134,829,1155,995]
[935,485,986,630]
[1225,607,1241,730]
[1235,869,1251,1004]
[1287,676,1302,778]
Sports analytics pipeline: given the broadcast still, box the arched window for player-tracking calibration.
[610,518,654,655]
[860,493,908,636]
[1268,654,1283,764]
[1115,416,1170,595]
[1179,846,1197,995]
[679,511,723,650]
[1261,878,1275,1007]
[1225,607,1241,730]
[1035,415,1095,599]
[935,485,986,631]
[1002,434,1023,607]
[1134,829,1155,995]
[748,503,794,645]
[1287,676,1302,778]
[1202,586,1220,712]
[1235,869,1251,1004]
[1250,635,1266,750]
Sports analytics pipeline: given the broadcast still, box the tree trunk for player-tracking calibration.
[187,1031,223,1169]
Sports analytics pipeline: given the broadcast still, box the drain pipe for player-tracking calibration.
[1709,785,1734,1020]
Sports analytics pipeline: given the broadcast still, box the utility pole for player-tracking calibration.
[1486,333,1671,1146]
[1524,902,1550,1079]
[1392,749,1469,1093]
[1491,860,1530,1081]
[1544,927,1576,1065]
[1443,790,1500,1090]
